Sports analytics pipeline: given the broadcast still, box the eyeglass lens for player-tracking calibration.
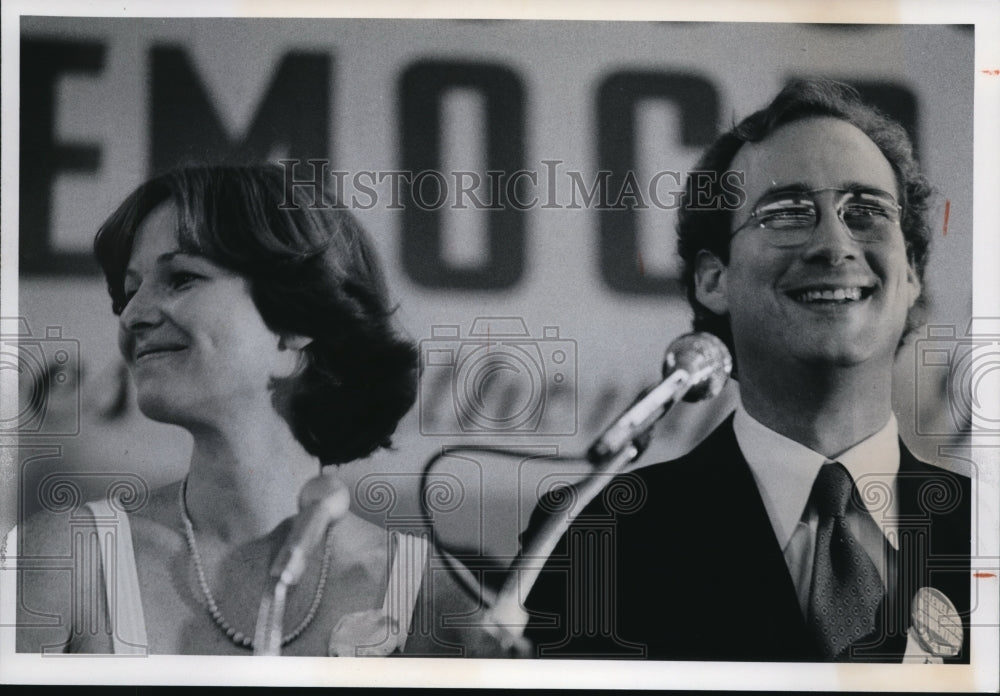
[746,189,900,247]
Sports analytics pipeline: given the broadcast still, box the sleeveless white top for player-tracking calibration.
[3,503,429,655]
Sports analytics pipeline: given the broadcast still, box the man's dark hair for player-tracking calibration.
[94,164,418,465]
[676,79,933,360]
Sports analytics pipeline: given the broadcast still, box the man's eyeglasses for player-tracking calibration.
[730,187,903,248]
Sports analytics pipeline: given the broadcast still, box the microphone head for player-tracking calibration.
[270,472,351,585]
[299,470,351,521]
[662,332,732,402]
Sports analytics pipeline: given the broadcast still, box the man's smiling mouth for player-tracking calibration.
[789,286,876,304]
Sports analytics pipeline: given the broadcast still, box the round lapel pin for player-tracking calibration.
[911,587,962,658]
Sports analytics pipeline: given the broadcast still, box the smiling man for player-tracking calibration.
[523,80,971,663]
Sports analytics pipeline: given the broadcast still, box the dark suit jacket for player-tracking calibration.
[522,415,971,662]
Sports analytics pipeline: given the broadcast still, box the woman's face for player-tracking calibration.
[118,203,299,427]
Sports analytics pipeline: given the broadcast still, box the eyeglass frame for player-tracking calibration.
[729,186,904,246]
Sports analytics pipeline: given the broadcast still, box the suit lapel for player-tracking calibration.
[688,417,816,659]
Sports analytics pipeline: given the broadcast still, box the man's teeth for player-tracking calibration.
[795,287,864,302]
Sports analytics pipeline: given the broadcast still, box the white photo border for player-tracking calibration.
[1,0,997,690]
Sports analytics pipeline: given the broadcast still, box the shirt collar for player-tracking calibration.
[734,403,900,550]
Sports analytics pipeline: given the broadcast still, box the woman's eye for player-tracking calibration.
[169,271,201,289]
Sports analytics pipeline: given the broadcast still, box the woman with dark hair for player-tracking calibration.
[14,164,495,656]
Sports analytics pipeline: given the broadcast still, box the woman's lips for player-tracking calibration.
[134,345,187,361]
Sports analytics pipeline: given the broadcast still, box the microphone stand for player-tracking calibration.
[253,578,289,656]
[486,442,642,650]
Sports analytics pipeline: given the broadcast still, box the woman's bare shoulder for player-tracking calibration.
[16,480,181,540]
[14,481,182,596]
[126,480,185,543]
[328,512,390,571]
[13,504,76,555]
[13,503,106,653]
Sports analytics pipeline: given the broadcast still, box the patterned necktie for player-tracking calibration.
[807,462,884,660]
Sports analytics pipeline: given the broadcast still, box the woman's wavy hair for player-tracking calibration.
[676,79,933,367]
[94,164,418,465]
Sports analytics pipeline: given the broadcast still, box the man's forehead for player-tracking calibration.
[730,116,898,200]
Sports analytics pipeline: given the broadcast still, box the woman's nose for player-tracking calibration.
[119,283,164,333]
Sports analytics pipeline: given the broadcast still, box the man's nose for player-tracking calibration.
[800,200,860,264]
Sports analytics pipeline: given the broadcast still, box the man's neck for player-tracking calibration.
[737,359,894,459]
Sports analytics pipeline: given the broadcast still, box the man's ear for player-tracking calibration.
[693,250,729,315]
[278,334,314,352]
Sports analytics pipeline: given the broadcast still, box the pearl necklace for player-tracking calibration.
[178,478,333,650]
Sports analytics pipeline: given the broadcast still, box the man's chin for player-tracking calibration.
[790,336,891,369]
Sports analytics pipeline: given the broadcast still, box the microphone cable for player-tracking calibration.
[417,444,589,608]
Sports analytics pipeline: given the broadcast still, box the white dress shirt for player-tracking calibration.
[733,404,900,617]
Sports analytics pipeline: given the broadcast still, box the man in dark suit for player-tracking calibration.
[522,79,971,663]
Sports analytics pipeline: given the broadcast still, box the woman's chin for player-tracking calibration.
[135,393,192,427]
